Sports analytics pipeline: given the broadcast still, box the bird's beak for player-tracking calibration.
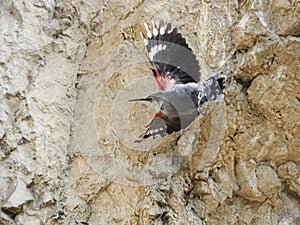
[128,97,153,102]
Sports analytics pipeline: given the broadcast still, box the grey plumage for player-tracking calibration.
[130,20,224,139]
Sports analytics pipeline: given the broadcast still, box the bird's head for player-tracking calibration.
[129,93,177,119]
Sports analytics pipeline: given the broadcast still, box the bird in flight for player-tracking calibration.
[130,20,224,139]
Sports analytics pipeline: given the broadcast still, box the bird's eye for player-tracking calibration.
[160,105,164,110]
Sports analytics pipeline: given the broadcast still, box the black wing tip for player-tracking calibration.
[141,20,188,47]
[140,20,201,87]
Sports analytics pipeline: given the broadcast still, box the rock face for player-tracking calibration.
[0,0,299,224]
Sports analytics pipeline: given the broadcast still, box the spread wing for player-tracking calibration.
[141,116,167,139]
[140,20,201,90]
[141,114,182,139]
[132,90,199,139]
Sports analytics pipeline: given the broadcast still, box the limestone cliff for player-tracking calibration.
[0,0,299,224]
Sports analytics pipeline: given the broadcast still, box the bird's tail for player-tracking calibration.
[202,74,224,101]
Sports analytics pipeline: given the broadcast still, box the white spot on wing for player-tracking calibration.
[149,45,158,59]
[150,51,155,60]
[166,23,172,34]
[151,20,158,36]
[159,20,165,35]
[154,45,158,55]
[149,52,153,61]
[149,44,167,60]
[158,44,162,51]
[140,32,148,46]
[143,39,149,46]
[144,23,152,38]
[166,23,172,33]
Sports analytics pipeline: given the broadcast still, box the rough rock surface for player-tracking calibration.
[0,0,299,224]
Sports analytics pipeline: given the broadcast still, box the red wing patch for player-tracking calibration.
[141,112,167,139]
[152,66,175,90]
